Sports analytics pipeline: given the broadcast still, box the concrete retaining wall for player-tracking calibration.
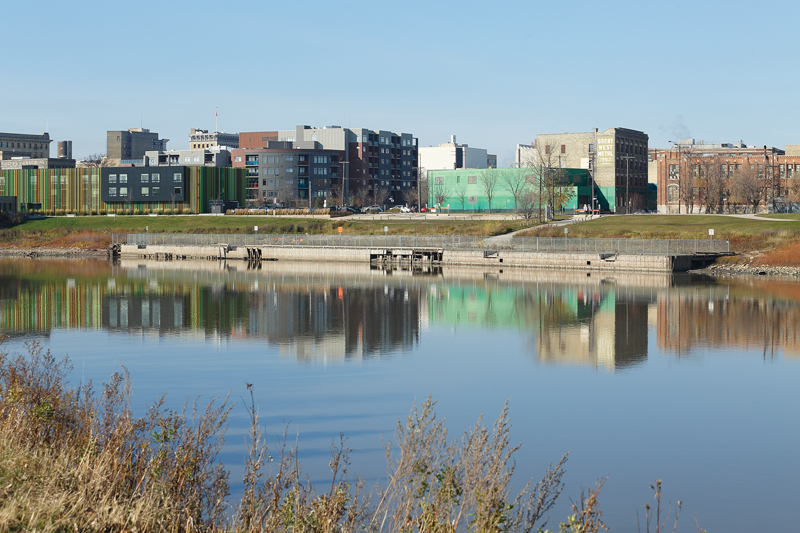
[119,244,689,272]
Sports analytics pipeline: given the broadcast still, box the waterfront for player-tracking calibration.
[1,257,799,531]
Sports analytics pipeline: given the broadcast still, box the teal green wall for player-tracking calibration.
[428,168,598,213]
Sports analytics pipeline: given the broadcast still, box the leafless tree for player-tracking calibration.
[431,176,452,208]
[701,156,726,214]
[501,170,528,212]
[81,153,115,168]
[478,169,499,214]
[454,182,468,212]
[516,185,542,223]
[125,189,135,215]
[731,165,763,213]
[404,186,420,209]
[417,167,429,209]
[354,185,371,208]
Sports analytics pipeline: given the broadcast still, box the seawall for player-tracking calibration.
[117,243,695,272]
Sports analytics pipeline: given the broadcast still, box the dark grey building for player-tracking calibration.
[107,128,168,163]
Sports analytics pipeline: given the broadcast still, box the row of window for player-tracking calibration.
[0,141,46,149]
[263,167,296,175]
[108,173,181,184]
[108,186,182,197]
[235,154,299,163]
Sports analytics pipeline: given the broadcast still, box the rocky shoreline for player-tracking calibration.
[0,247,108,258]
[690,263,800,278]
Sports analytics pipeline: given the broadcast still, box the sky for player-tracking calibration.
[3,0,799,167]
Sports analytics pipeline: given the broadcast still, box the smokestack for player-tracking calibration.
[450,134,456,144]
[57,141,72,159]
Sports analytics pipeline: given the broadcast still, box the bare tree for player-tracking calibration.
[701,156,726,214]
[81,153,115,168]
[516,185,542,223]
[731,165,763,213]
[404,186,420,210]
[478,169,499,214]
[501,170,528,212]
[417,167,429,209]
[431,176,452,209]
[125,189,135,215]
[454,182,468,212]
[354,185,371,208]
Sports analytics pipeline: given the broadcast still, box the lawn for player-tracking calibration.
[0,214,523,249]
[518,214,800,256]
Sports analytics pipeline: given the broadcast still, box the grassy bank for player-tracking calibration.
[520,214,800,265]
[0,216,522,250]
[0,341,699,533]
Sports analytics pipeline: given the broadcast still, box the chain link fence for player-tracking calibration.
[113,234,730,255]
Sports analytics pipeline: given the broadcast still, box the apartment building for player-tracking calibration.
[144,147,232,168]
[231,143,344,205]
[240,125,418,205]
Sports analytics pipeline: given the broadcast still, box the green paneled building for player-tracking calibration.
[0,166,247,214]
[427,167,612,213]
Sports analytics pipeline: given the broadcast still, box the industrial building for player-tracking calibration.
[650,139,799,213]
[527,127,649,213]
[418,135,496,174]
[427,167,590,213]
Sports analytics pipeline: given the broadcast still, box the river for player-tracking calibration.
[1,257,798,532]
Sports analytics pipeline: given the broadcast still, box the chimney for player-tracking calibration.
[450,134,456,144]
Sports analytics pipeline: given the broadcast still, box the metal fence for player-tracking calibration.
[113,234,730,255]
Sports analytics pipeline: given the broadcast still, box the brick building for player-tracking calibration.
[650,139,799,213]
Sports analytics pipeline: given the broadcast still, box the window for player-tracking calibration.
[152,173,160,183]
[141,187,149,196]
[545,145,550,155]
[285,179,293,185]
[667,184,679,202]
[193,156,200,162]
[141,173,149,183]
[435,176,444,185]
[234,156,242,162]
[561,144,565,154]
[109,187,117,196]
[174,173,182,183]
[668,164,678,180]
[120,187,128,196]
[285,155,293,162]
[119,174,128,183]
[184,156,191,162]
[152,187,160,196]
[468,175,477,184]
[109,174,117,184]
[286,167,293,173]
[174,187,182,196]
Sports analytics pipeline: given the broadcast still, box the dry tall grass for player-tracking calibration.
[1,340,698,532]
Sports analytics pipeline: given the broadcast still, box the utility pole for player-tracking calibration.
[669,141,681,214]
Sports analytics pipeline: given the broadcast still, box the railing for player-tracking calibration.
[113,234,730,255]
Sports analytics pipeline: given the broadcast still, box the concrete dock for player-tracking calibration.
[112,241,716,272]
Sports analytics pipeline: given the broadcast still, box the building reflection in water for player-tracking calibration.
[1,259,799,364]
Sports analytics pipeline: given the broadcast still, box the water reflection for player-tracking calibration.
[1,258,800,363]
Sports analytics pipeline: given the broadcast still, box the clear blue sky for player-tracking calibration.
[2,0,798,166]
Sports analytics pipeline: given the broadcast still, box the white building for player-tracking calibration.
[419,136,495,176]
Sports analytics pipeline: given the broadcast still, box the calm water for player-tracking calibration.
[1,257,799,532]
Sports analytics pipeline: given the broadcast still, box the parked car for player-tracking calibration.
[364,205,383,213]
